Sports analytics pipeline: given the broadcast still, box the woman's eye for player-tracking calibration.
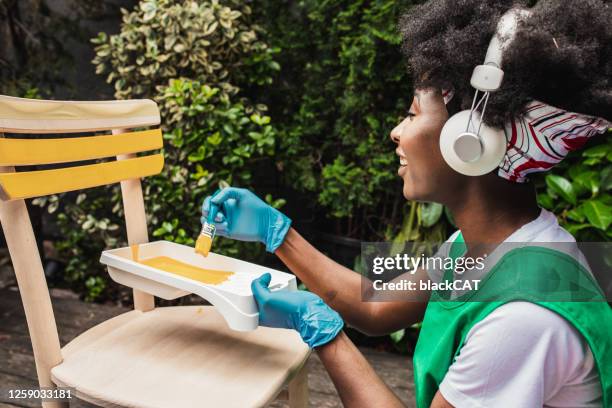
[406,112,416,120]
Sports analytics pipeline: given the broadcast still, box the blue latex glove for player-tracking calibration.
[201,187,292,253]
[251,273,344,348]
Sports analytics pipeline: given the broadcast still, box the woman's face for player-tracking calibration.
[390,88,462,202]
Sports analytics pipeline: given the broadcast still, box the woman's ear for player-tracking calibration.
[444,93,461,118]
[414,88,447,113]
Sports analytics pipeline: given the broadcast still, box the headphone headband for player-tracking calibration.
[484,9,529,68]
[471,9,529,92]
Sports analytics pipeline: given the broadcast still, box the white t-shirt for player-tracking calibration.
[438,208,602,408]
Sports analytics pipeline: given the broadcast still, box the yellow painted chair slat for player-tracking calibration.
[0,95,160,133]
[0,128,162,166]
[0,154,164,200]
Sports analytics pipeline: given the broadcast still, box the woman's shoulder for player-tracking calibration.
[469,301,585,341]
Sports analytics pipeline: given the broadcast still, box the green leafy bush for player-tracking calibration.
[35,0,283,301]
[536,136,612,241]
[145,77,281,248]
[91,0,278,99]
[256,0,425,240]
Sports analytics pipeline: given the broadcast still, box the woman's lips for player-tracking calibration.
[396,150,407,175]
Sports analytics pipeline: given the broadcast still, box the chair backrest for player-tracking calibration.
[0,95,164,394]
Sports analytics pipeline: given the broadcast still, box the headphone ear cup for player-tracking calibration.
[440,110,507,176]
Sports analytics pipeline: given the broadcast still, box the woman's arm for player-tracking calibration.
[276,228,428,335]
[319,331,453,408]
[317,331,405,408]
[203,188,429,335]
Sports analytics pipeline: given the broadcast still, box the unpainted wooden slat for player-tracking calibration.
[0,128,162,166]
[0,154,164,200]
[0,95,160,134]
[115,128,156,312]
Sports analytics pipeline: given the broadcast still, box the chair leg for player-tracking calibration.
[288,364,309,408]
[42,400,68,408]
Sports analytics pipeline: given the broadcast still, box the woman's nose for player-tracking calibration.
[390,121,403,144]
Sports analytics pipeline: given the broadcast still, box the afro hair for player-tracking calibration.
[399,0,611,127]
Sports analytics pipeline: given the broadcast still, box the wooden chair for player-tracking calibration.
[0,95,310,408]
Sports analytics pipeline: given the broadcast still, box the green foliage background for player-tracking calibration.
[34,0,285,300]
[257,0,422,240]
[536,137,612,241]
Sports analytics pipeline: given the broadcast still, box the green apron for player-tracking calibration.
[413,233,612,407]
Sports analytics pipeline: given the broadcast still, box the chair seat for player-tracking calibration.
[51,306,310,408]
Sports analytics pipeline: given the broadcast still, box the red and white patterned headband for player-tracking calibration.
[442,89,610,182]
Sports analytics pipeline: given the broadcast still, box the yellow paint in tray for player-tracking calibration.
[138,256,233,285]
[129,244,232,285]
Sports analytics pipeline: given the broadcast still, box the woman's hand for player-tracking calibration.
[251,273,344,348]
[201,187,292,252]
[252,273,404,406]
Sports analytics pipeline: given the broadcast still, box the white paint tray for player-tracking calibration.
[100,240,296,332]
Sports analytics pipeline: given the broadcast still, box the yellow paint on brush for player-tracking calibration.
[139,256,233,285]
[195,234,213,257]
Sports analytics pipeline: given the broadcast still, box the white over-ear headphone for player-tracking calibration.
[440,9,530,176]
